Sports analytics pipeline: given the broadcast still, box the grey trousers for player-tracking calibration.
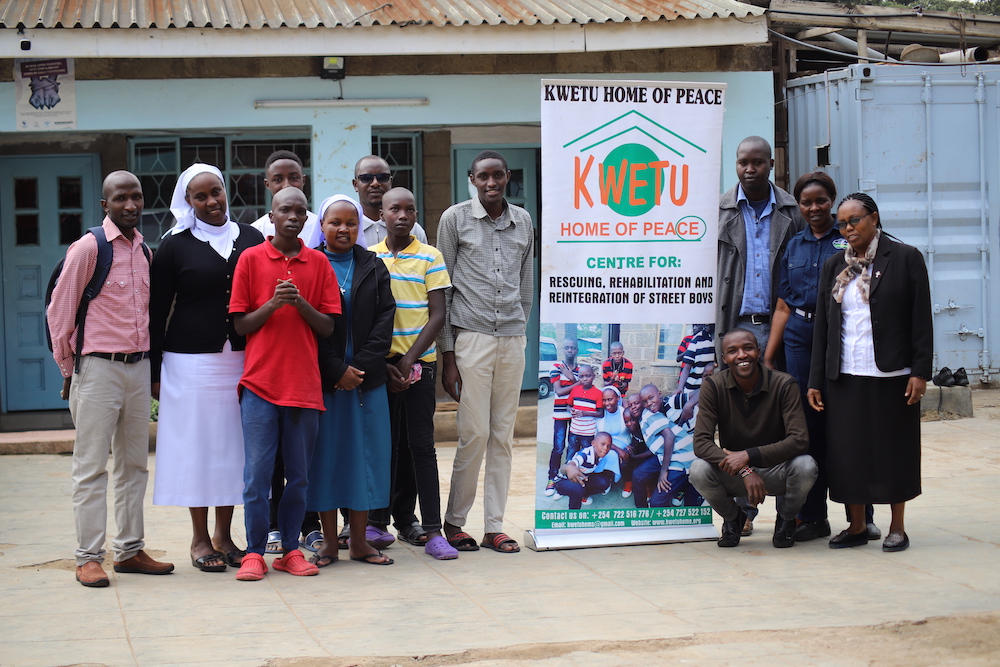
[68,355,151,565]
[690,455,817,522]
[445,331,526,534]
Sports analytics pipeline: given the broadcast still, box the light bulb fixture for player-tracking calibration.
[320,56,345,80]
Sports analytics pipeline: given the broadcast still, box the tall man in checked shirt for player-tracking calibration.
[716,136,804,534]
[438,150,534,554]
[48,171,174,587]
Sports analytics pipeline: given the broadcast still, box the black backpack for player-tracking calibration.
[44,226,152,372]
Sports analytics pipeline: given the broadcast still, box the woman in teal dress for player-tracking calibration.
[306,195,396,566]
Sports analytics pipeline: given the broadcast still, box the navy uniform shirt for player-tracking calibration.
[777,225,846,313]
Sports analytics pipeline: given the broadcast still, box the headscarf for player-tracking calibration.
[311,194,365,250]
[601,385,622,412]
[832,193,881,304]
[168,163,239,260]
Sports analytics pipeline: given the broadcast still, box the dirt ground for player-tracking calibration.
[269,610,1000,666]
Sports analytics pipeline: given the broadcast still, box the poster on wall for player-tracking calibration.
[526,79,726,550]
[15,58,77,131]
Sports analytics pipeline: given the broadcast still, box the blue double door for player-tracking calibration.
[0,154,100,411]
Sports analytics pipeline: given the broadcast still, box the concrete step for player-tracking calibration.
[0,405,540,455]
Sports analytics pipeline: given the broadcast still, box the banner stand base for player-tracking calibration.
[524,525,718,551]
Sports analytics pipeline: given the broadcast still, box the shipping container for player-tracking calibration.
[787,63,999,385]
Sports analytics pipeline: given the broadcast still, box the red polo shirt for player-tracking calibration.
[230,239,341,410]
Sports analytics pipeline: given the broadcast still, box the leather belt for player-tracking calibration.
[740,313,770,325]
[793,308,815,322]
[89,351,150,364]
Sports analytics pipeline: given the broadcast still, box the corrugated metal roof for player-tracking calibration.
[1,0,763,29]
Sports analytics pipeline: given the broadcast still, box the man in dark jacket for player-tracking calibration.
[690,329,816,549]
[716,137,804,358]
[716,136,805,535]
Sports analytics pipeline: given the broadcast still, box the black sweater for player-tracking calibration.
[149,224,264,382]
[318,245,395,394]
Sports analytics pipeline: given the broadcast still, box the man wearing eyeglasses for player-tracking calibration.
[353,155,427,248]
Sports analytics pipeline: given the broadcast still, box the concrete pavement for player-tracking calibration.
[1,391,998,666]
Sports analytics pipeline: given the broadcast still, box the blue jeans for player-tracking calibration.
[554,471,613,510]
[547,419,570,480]
[240,388,319,555]
[649,469,704,507]
[566,432,593,463]
[631,456,662,508]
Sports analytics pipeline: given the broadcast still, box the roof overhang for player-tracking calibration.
[2,17,768,59]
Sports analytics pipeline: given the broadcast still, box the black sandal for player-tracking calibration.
[191,551,227,572]
[398,521,428,546]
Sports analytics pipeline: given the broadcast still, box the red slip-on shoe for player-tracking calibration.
[272,549,319,576]
[235,552,268,581]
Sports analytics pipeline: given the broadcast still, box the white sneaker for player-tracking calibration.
[544,479,556,497]
[582,497,593,506]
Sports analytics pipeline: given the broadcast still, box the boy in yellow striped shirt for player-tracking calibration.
[369,188,456,560]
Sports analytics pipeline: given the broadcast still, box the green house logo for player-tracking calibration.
[566,110,707,217]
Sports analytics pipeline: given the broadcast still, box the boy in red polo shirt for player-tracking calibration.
[567,364,604,461]
[229,187,341,581]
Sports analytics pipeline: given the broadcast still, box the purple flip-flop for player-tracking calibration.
[365,525,396,550]
[424,535,459,560]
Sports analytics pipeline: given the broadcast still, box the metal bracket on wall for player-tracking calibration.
[937,298,976,316]
[945,324,985,341]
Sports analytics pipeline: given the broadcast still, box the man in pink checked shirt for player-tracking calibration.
[48,171,174,588]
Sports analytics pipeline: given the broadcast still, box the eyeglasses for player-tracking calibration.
[356,172,391,184]
[835,213,870,230]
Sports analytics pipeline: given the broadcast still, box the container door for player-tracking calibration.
[857,70,996,378]
[0,155,100,411]
[453,147,540,391]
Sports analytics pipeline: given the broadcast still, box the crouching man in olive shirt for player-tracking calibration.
[690,328,816,548]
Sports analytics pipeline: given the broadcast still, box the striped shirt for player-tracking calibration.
[436,196,534,353]
[371,237,451,362]
[569,384,602,436]
[48,216,151,378]
[550,363,578,420]
[681,330,716,390]
[557,445,600,481]
[640,396,696,470]
[557,445,621,482]
[601,357,633,393]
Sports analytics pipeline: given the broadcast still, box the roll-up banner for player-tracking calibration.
[527,79,726,551]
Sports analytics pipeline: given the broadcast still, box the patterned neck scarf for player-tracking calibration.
[832,228,880,304]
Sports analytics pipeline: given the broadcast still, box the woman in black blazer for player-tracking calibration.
[807,193,932,553]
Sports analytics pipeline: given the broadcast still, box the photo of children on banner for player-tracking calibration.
[601,342,633,394]
[538,325,711,513]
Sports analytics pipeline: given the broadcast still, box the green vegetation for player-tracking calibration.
[870,0,1000,16]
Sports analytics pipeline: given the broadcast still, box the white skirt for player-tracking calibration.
[153,345,245,507]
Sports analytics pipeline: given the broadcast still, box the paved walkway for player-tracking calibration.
[1,392,999,666]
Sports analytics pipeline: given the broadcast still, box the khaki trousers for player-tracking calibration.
[68,355,151,565]
[445,331,526,534]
